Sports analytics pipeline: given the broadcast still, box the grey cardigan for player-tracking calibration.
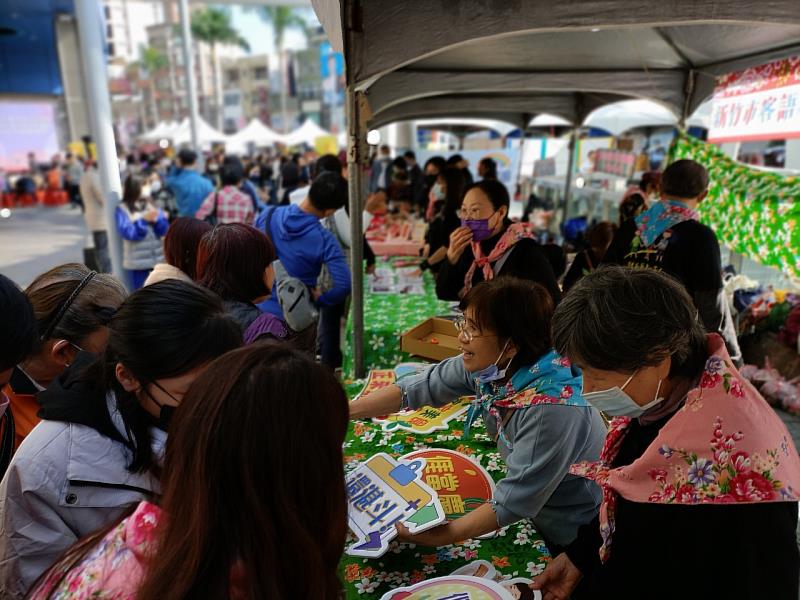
[396,355,606,548]
[0,399,162,598]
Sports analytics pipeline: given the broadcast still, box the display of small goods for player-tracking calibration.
[346,453,446,558]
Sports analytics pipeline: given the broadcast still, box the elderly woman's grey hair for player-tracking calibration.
[552,266,707,378]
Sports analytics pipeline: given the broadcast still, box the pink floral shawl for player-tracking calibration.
[570,334,800,562]
[462,222,537,296]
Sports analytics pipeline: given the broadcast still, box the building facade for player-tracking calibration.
[222,54,270,133]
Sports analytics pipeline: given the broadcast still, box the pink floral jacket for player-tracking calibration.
[571,334,800,562]
[29,501,160,599]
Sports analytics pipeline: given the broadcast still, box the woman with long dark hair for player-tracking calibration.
[421,167,467,273]
[115,173,169,289]
[0,281,241,598]
[29,344,349,599]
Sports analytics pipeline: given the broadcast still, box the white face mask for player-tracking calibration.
[583,372,665,417]
[141,184,152,198]
[150,180,162,194]
[471,339,512,384]
[431,182,446,201]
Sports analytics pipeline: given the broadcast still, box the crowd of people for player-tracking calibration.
[0,140,798,599]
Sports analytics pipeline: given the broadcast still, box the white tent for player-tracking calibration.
[282,119,333,147]
[583,99,714,136]
[171,117,228,149]
[583,100,679,136]
[139,120,180,142]
[226,119,286,154]
[415,118,519,137]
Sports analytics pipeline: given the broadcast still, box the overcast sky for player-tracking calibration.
[230,6,320,56]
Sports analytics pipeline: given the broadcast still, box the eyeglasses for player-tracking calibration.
[454,317,496,343]
[457,207,496,221]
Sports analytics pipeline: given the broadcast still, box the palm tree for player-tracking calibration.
[190,8,250,130]
[138,45,169,129]
[250,7,307,132]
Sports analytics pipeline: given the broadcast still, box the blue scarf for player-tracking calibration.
[633,199,699,248]
[463,350,588,448]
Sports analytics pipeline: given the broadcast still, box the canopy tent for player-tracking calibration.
[583,99,714,136]
[171,116,228,149]
[226,118,286,154]
[311,0,800,376]
[139,120,180,142]
[415,118,520,138]
[282,119,333,147]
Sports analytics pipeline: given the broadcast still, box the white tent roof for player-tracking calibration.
[313,0,800,128]
[582,99,714,136]
[282,119,333,147]
[226,119,285,154]
[139,120,180,142]
[529,114,572,128]
[171,117,228,148]
[583,100,678,136]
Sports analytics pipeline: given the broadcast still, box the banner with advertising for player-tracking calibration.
[709,56,800,143]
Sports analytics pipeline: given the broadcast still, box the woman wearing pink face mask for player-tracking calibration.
[435,180,561,303]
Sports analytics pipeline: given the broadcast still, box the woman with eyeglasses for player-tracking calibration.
[349,277,605,555]
[2,264,126,453]
[435,180,561,303]
[0,280,241,598]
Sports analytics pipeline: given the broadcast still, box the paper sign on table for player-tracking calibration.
[372,396,473,434]
[401,449,495,519]
[379,574,540,599]
[352,369,397,401]
[346,453,446,558]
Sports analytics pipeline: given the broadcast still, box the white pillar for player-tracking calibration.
[74,0,124,282]
[784,138,800,171]
[178,0,200,155]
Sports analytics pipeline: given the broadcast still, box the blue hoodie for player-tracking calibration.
[165,167,214,217]
[255,204,352,316]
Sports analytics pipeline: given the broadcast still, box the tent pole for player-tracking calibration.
[346,86,366,378]
[74,0,124,283]
[178,0,201,159]
[561,127,579,227]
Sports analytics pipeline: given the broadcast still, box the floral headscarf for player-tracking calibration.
[570,334,800,562]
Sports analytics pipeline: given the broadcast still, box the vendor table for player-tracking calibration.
[343,257,454,377]
[366,216,427,257]
[340,379,552,599]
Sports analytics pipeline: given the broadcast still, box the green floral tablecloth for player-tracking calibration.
[343,258,454,377]
[669,131,800,278]
[339,380,551,599]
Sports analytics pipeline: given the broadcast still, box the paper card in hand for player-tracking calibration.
[346,453,445,558]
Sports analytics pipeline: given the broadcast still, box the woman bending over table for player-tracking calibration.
[533,266,800,600]
[349,277,606,554]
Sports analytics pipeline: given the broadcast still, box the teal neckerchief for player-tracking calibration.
[462,349,587,448]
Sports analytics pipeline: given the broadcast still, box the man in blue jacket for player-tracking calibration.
[165,149,214,217]
[255,171,352,321]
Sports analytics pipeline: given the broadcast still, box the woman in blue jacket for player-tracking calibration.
[115,174,169,289]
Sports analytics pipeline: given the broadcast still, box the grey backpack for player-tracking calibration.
[265,207,319,332]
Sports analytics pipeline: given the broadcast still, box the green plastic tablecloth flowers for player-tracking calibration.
[343,258,454,377]
[339,380,551,599]
[669,131,800,278]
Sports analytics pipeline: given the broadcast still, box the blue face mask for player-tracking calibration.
[583,372,664,417]
[472,339,512,384]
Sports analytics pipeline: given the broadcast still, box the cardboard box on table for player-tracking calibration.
[401,317,461,362]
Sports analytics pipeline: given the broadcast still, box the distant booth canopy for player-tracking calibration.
[310,0,800,375]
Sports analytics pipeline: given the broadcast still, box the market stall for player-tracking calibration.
[342,257,453,376]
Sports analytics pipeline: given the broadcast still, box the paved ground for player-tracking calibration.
[0,205,87,288]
